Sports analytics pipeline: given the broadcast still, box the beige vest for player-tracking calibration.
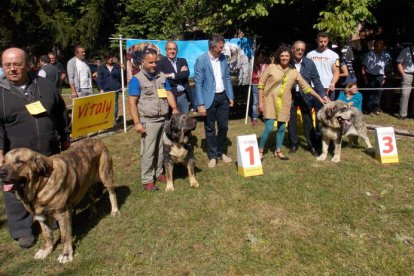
[135,71,169,121]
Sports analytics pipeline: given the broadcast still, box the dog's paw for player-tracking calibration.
[165,182,175,192]
[316,154,327,161]
[34,247,53,260]
[58,253,73,264]
[111,210,120,217]
[190,178,199,188]
[331,155,341,162]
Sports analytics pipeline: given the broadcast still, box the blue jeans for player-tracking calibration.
[204,92,229,159]
[251,84,259,119]
[176,93,189,114]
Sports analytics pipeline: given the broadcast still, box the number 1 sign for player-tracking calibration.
[375,127,399,163]
[236,134,263,177]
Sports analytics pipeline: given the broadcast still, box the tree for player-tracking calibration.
[314,0,378,42]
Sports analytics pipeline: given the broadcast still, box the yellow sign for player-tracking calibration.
[375,127,399,164]
[71,92,115,138]
[236,134,263,177]
[26,101,47,115]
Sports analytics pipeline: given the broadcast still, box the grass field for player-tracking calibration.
[0,102,414,274]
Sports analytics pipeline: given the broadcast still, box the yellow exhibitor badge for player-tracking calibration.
[157,88,167,98]
[25,101,46,115]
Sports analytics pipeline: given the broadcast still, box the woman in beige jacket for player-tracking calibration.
[258,45,326,160]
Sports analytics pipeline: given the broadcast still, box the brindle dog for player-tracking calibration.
[0,139,119,263]
[163,113,198,191]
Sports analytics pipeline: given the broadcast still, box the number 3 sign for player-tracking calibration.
[375,127,399,163]
[236,134,263,177]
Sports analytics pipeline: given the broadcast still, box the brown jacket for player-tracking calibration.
[259,64,312,122]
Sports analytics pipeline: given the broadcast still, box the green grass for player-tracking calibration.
[1,112,414,274]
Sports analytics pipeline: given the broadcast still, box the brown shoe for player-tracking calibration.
[143,183,159,191]
[275,151,289,161]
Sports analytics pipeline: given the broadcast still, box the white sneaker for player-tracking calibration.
[208,159,217,168]
[221,154,232,163]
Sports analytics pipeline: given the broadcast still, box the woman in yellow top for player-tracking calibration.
[258,45,327,160]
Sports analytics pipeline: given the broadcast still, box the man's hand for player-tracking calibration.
[197,105,207,116]
[329,82,335,92]
[71,88,78,98]
[172,107,179,114]
[134,123,146,134]
[181,66,188,71]
[229,99,234,107]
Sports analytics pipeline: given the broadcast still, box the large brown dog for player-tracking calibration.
[163,113,198,191]
[316,100,373,162]
[0,139,119,263]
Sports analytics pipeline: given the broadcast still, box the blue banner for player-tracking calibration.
[125,38,253,85]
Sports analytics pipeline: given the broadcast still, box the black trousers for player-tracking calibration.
[204,92,229,159]
[3,190,33,239]
[288,91,317,150]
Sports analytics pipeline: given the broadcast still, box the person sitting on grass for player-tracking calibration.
[337,82,362,111]
[337,82,363,146]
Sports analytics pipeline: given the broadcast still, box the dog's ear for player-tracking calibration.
[326,106,337,118]
[165,116,175,137]
[34,154,53,177]
[186,117,197,131]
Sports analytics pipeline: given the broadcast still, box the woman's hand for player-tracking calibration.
[258,102,263,113]
[320,96,329,105]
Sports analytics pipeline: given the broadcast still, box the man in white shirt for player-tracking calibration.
[396,45,414,119]
[194,34,235,168]
[306,31,340,100]
[67,45,93,98]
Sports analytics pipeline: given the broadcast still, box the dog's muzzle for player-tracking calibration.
[0,168,26,192]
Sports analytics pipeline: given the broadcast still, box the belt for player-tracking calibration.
[404,72,414,75]
[366,73,384,77]
[215,90,225,94]
[176,91,186,97]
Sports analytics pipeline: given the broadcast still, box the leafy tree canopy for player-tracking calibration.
[0,0,412,58]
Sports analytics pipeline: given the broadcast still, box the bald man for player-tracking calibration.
[157,41,192,114]
[0,48,71,248]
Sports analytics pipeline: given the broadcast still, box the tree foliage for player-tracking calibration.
[0,0,412,58]
[314,0,378,42]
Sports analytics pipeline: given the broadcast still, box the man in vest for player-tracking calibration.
[128,48,178,191]
[38,55,60,89]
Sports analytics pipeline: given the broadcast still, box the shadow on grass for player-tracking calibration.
[200,138,233,155]
[73,185,130,241]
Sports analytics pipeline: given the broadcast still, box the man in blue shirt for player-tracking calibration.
[361,40,391,115]
[128,48,178,191]
[96,53,122,125]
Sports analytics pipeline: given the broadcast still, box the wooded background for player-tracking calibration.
[1,0,413,60]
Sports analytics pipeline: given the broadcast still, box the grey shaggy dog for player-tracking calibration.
[316,100,373,162]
